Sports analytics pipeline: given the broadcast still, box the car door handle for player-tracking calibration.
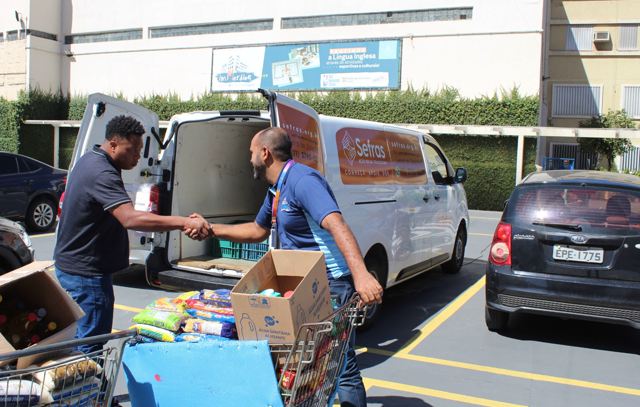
[434,193,440,200]
[423,196,429,202]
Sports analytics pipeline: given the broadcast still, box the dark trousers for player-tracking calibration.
[55,268,114,354]
[329,276,367,407]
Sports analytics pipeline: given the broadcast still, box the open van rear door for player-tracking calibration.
[72,93,161,263]
[259,89,324,174]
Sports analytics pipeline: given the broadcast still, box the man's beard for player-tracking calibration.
[252,162,266,181]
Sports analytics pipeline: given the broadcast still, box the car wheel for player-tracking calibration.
[26,197,56,233]
[442,226,467,274]
[485,306,509,332]
[357,261,385,331]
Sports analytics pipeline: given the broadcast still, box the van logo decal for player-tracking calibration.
[342,131,357,164]
[570,235,588,244]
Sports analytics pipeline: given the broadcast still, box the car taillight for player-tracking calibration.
[489,221,512,266]
[149,184,160,214]
[58,191,65,217]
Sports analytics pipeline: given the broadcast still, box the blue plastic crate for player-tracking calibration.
[211,239,242,259]
[241,240,269,261]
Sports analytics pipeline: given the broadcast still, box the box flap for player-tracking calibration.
[0,260,54,287]
[271,250,324,278]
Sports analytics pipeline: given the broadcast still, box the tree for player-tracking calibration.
[579,110,636,170]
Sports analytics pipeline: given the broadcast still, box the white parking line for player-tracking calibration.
[31,232,55,238]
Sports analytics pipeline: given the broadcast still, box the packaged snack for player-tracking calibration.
[146,297,186,313]
[199,289,232,308]
[183,319,236,338]
[0,379,53,405]
[185,299,235,315]
[175,332,232,342]
[132,309,185,331]
[32,353,102,391]
[130,324,177,342]
[185,308,235,324]
[172,291,199,304]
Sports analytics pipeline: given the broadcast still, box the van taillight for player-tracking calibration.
[149,184,160,214]
[489,222,512,266]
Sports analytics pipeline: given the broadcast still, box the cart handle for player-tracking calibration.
[0,329,137,361]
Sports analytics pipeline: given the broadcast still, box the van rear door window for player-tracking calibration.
[336,128,426,185]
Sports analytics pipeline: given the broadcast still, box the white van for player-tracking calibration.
[72,90,469,323]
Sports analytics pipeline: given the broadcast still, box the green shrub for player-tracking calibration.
[11,88,539,210]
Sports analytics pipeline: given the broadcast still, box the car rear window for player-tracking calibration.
[504,184,640,235]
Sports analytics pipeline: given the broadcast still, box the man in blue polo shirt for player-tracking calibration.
[55,115,209,353]
[201,126,383,407]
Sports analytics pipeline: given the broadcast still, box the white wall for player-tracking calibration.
[2,0,545,99]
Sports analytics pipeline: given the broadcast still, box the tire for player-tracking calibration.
[26,197,56,233]
[442,226,467,274]
[485,306,509,332]
[357,260,386,331]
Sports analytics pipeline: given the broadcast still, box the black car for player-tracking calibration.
[486,170,640,331]
[0,216,34,274]
[0,152,66,232]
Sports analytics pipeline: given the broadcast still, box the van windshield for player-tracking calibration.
[504,185,640,236]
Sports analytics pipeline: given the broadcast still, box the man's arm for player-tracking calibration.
[110,202,209,236]
[321,212,383,305]
[208,221,269,243]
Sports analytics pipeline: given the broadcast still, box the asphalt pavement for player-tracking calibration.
[27,210,640,406]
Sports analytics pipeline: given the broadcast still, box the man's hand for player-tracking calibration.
[184,213,210,240]
[352,271,383,306]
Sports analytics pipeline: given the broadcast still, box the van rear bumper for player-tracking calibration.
[150,268,239,291]
[486,265,640,328]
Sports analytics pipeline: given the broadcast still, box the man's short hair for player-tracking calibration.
[105,115,145,140]
[258,127,293,161]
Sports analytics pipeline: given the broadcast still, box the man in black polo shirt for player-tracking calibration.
[54,115,208,353]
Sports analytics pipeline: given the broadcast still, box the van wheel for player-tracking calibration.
[442,226,466,274]
[357,262,385,331]
[26,197,56,233]
[485,306,509,332]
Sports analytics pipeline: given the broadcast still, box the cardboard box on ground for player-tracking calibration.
[231,250,333,344]
[0,261,84,369]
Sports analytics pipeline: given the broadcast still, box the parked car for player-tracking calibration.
[486,170,640,331]
[0,152,66,232]
[0,216,34,274]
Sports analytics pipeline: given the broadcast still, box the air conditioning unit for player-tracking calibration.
[593,31,611,43]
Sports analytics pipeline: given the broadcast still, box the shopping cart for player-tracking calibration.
[0,329,136,407]
[270,294,366,407]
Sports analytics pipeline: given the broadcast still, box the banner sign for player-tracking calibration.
[336,128,427,185]
[211,40,401,91]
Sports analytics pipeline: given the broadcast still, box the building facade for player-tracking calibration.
[1,0,545,100]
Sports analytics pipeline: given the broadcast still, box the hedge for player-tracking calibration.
[4,89,539,210]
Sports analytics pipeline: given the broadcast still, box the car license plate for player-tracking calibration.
[552,245,604,264]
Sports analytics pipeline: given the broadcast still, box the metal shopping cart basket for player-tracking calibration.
[270,294,366,407]
[0,330,136,407]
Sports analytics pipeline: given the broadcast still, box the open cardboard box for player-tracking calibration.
[0,261,84,368]
[231,250,333,344]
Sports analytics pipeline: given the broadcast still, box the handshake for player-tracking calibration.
[183,213,213,241]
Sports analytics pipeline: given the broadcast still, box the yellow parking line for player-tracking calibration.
[363,377,526,407]
[31,232,55,238]
[360,347,640,397]
[114,304,143,313]
[398,276,486,354]
[469,232,493,237]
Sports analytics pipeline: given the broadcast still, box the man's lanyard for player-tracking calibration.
[270,160,295,248]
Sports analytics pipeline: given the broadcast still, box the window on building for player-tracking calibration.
[619,25,639,50]
[565,25,593,51]
[552,84,601,117]
[149,20,273,38]
[622,86,640,119]
[65,29,143,44]
[282,8,472,29]
[29,30,57,41]
[6,30,19,41]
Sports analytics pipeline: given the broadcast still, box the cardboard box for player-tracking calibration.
[231,250,333,344]
[0,261,85,368]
